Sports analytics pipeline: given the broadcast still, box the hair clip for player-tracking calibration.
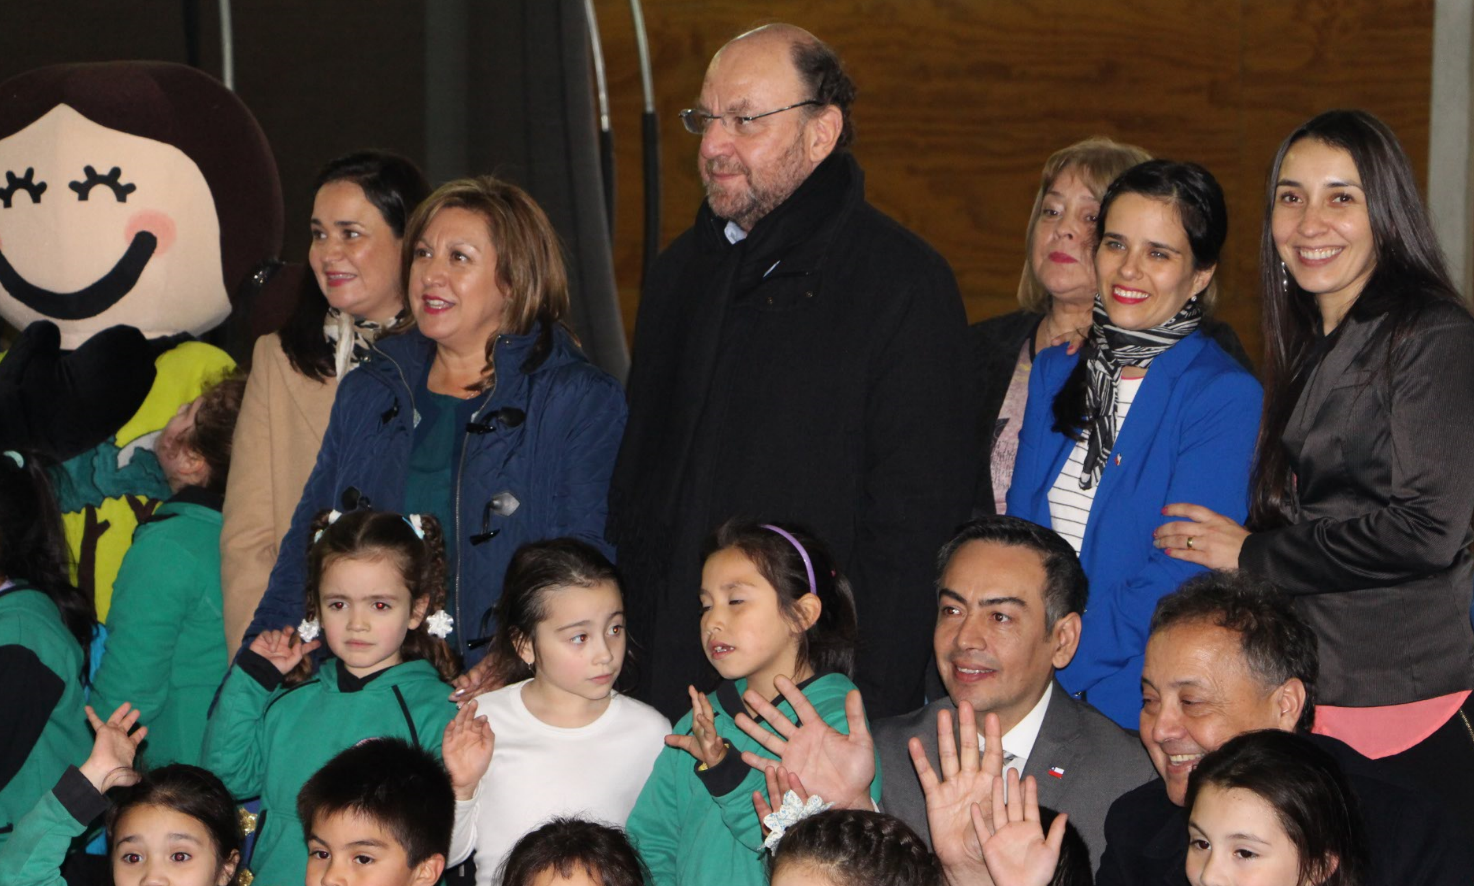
[762,790,833,852]
[2,451,23,469]
[312,509,344,543]
[405,513,426,540]
[424,610,454,638]
[297,618,321,642]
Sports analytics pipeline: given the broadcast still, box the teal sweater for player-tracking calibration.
[625,673,882,886]
[91,490,228,768]
[0,585,89,855]
[0,768,109,886]
[203,654,456,886]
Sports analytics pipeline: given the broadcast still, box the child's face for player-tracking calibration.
[306,809,443,886]
[699,547,804,684]
[157,396,204,490]
[319,554,427,678]
[1187,785,1309,886]
[111,803,236,886]
[520,580,626,702]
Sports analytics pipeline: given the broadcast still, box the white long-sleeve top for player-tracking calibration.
[448,680,669,883]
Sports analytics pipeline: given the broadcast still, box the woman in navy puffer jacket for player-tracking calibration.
[245,177,626,665]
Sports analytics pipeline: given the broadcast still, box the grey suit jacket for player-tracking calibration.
[874,685,1156,868]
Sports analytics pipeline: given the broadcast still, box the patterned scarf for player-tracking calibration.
[323,307,409,378]
[1078,292,1203,489]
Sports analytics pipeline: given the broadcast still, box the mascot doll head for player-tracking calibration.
[0,62,284,622]
[0,61,283,347]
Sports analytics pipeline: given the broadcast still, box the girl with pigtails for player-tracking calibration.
[203,508,459,886]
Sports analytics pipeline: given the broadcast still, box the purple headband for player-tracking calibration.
[761,524,817,596]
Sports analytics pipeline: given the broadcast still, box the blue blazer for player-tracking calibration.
[1006,331,1261,727]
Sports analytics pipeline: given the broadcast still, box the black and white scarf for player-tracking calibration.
[1078,293,1203,489]
[323,307,409,378]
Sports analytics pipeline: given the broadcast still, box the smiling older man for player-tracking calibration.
[609,24,973,720]
[1097,570,1469,886]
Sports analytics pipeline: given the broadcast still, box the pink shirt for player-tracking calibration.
[1312,691,1471,758]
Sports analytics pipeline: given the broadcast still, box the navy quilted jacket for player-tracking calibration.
[245,324,625,663]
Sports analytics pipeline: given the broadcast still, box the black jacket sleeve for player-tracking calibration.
[0,644,66,789]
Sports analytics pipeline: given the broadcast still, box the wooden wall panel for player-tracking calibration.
[593,0,1434,363]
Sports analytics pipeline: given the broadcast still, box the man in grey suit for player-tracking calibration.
[873,515,1154,867]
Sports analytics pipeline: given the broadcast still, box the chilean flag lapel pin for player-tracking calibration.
[1048,766,1065,779]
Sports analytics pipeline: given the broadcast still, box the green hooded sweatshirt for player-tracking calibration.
[0,768,110,886]
[203,654,456,886]
[0,584,89,855]
[91,490,228,768]
[625,672,882,886]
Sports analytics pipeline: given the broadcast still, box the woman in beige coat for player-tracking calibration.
[220,152,430,656]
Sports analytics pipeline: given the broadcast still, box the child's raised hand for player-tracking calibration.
[80,703,148,793]
[752,765,810,838]
[442,699,495,801]
[664,685,727,769]
[973,770,1067,886]
[249,625,320,675]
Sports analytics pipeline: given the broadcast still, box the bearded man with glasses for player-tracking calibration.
[610,23,973,721]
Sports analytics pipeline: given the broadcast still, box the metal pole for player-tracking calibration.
[218,0,235,90]
[585,0,616,237]
[629,0,660,285]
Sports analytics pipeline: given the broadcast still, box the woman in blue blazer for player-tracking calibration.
[1007,160,1262,727]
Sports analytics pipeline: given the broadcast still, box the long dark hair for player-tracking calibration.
[1249,110,1465,529]
[1051,160,1229,438]
[292,509,459,684]
[278,151,431,382]
[705,520,859,678]
[1187,730,1367,886]
[484,539,622,690]
[107,764,245,886]
[0,451,93,666]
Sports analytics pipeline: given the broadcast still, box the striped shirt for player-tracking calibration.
[1048,375,1143,552]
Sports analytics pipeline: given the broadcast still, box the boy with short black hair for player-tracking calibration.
[297,738,454,886]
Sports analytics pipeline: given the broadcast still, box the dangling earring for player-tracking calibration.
[1279,260,1291,291]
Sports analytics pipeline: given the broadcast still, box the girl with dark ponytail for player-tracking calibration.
[0,449,94,854]
[202,508,459,886]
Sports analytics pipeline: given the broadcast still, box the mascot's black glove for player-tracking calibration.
[0,320,156,460]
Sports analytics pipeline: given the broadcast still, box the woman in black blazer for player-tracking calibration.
[1155,110,1474,829]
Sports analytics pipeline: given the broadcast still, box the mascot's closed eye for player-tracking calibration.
[69,165,136,202]
[0,167,46,207]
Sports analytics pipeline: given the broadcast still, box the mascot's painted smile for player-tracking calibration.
[0,230,156,320]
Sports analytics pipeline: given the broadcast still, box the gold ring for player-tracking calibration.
[1186,536,1195,549]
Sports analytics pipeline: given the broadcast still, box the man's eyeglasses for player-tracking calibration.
[678,100,822,136]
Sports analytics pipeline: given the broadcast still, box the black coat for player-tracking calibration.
[609,152,975,719]
[1240,295,1474,705]
[1095,733,1471,886]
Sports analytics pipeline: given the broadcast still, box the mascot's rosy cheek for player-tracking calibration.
[0,104,227,348]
